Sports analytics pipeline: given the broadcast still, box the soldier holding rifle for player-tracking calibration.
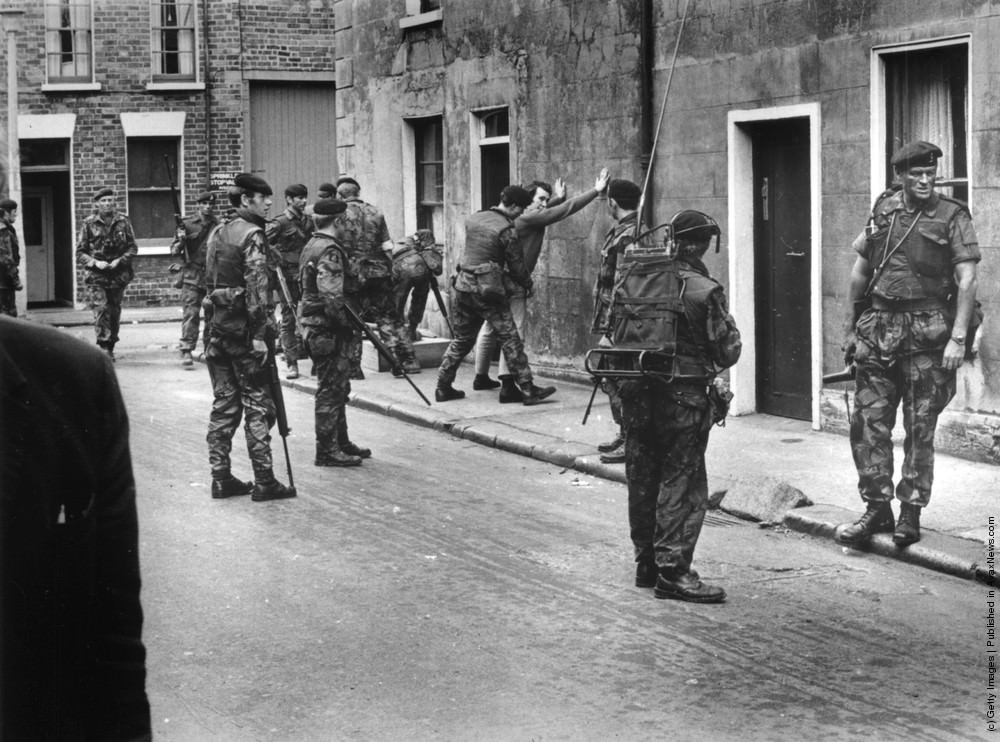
[169,190,218,367]
[203,174,295,502]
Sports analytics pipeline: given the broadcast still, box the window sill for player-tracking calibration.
[137,240,172,257]
[145,81,206,92]
[41,83,102,93]
[399,9,443,29]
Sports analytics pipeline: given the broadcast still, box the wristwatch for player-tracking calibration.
[951,334,966,345]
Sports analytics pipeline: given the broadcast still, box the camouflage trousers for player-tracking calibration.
[86,283,126,350]
[0,288,16,317]
[850,308,956,507]
[178,282,206,352]
[620,379,713,574]
[205,342,276,482]
[394,274,431,337]
[304,328,354,458]
[346,283,417,374]
[277,272,304,364]
[437,289,533,388]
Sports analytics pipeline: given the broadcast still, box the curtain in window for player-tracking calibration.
[887,55,954,181]
[44,1,91,81]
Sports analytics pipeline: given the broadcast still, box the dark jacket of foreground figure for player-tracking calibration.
[0,316,151,741]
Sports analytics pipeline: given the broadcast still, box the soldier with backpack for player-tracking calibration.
[592,208,741,604]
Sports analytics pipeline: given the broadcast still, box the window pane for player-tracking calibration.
[884,45,967,188]
[44,0,92,82]
[21,140,68,168]
[415,117,444,207]
[482,109,509,138]
[151,0,196,79]
[129,192,175,239]
[128,138,179,238]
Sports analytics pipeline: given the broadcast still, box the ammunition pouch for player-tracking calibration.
[205,287,249,340]
[350,254,392,289]
[455,261,505,303]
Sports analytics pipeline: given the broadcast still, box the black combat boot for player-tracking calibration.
[598,433,624,453]
[654,569,726,603]
[338,417,372,459]
[286,361,300,380]
[252,478,297,502]
[835,501,895,545]
[180,349,194,367]
[315,450,363,467]
[893,502,921,547]
[498,375,523,403]
[599,439,626,464]
[635,559,657,588]
[211,475,254,499]
[473,373,501,390]
[521,382,556,406]
[435,383,466,402]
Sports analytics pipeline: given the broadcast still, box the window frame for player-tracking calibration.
[42,0,98,90]
[125,136,182,252]
[870,35,971,207]
[148,0,201,88]
[413,116,444,233]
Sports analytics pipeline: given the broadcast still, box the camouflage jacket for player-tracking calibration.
[171,212,218,269]
[76,211,138,288]
[265,207,313,270]
[338,198,391,260]
[0,220,20,289]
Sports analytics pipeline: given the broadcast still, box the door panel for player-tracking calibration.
[752,119,812,419]
[22,189,54,303]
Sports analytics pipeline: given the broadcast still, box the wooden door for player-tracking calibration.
[22,188,55,303]
[752,119,812,419]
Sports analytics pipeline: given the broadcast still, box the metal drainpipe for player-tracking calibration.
[639,0,654,225]
[202,0,212,189]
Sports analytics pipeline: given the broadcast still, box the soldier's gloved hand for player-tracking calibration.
[251,338,269,364]
[93,259,109,271]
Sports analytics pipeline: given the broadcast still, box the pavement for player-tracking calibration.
[26,304,1000,588]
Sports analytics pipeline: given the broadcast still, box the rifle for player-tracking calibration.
[163,155,189,263]
[343,303,432,406]
[823,366,856,384]
[263,334,295,488]
[269,246,304,336]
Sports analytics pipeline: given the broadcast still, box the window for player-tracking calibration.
[414,117,444,236]
[477,108,510,210]
[127,138,179,243]
[44,1,93,83]
[881,42,968,201]
[401,0,443,29]
[151,0,197,81]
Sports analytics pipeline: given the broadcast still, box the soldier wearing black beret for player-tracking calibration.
[0,198,21,317]
[266,183,313,379]
[170,187,220,366]
[75,186,137,358]
[838,140,980,548]
[203,173,296,502]
[298,197,370,466]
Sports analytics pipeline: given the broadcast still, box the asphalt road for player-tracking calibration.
[100,326,990,741]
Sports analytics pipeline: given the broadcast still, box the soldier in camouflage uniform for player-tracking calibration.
[435,185,556,405]
[298,198,371,467]
[616,210,741,604]
[837,141,980,548]
[592,179,645,464]
[170,190,218,367]
[266,183,312,379]
[0,199,21,317]
[203,174,295,502]
[75,188,138,359]
[335,176,420,378]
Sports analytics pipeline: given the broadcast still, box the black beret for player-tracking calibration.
[890,141,943,171]
[671,210,719,238]
[0,199,17,211]
[501,185,534,208]
[608,179,641,209]
[312,198,348,216]
[285,183,308,198]
[196,190,216,203]
[93,187,114,201]
[335,176,360,190]
[317,182,337,196]
[233,173,273,196]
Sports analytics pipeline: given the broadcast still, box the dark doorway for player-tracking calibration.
[23,164,73,307]
[749,118,812,420]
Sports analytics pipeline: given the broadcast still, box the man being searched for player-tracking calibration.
[76,188,138,360]
[614,210,741,603]
[266,183,313,379]
[837,140,980,548]
[474,167,610,401]
[204,174,296,502]
[298,198,371,467]
[171,190,218,367]
[435,185,556,405]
